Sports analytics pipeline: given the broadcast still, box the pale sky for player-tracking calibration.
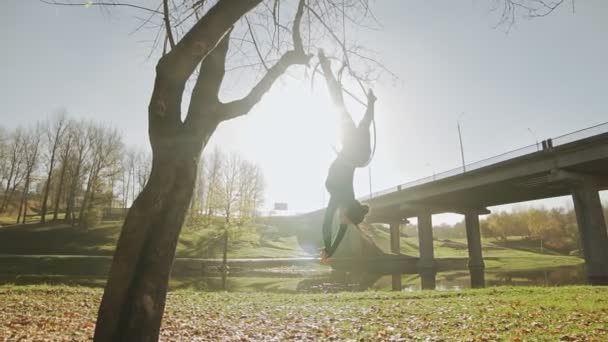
[1,1,607,222]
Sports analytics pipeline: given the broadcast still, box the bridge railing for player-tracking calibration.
[361,121,608,201]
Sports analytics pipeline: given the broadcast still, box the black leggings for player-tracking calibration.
[322,197,349,258]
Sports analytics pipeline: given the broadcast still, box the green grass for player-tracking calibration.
[0,219,584,273]
[1,285,606,340]
[0,220,311,258]
[0,219,582,268]
[369,228,583,271]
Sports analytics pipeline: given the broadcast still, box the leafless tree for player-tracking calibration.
[120,148,136,208]
[16,124,42,224]
[0,126,8,188]
[40,112,68,223]
[236,160,265,224]
[204,147,224,218]
[36,1,390,339]
[52,119,75,220]
[78,125,123,228]
[134,149,151,193]
[40,0,569,339]
[190,153,207,217]
[1,128,26,213]
[65,120,92,224]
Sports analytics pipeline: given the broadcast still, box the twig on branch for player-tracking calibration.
[223,0,310,120]
[163,0,176,49]
[245,16,269,71]
[40,0,162,14]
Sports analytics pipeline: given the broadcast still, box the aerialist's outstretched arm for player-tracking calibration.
[318,49,356,133]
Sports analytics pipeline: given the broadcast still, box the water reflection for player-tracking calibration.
[0,264,587,293]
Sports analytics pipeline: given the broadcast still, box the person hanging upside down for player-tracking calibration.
[318,49,377,262]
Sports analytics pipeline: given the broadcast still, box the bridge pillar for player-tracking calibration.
[389,221,401,254]
[465,213,485,288]
[571,180,608,285]
[389,221,402,291]
[417,212,435,271]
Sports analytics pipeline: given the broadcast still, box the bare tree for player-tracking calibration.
[35,0,391,339]
[40,112,68,223]
[1,129,26,213]
[0,126,8,189]
[236,161,265,224]
[204,147,224,218]
[121,148,136,209]
[134,149,151,193]
[52,119,75,220]
[190,154,207,217]
[64,120,91,224]
[16,124,42,224]
[78,125,123,228]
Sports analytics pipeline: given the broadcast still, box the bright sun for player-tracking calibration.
[208,78,368,213]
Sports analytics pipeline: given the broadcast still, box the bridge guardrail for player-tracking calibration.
[361,121,608,200]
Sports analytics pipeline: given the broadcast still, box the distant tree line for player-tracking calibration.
[0,113,123,227]
[0,112,265,229]
[400,205,608,254]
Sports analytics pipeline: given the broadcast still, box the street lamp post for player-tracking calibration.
[457,113,466,172]
[528,128,540,151]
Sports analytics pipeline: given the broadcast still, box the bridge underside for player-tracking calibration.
[303,132,608,288]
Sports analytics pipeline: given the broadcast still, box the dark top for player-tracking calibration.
[325,124,372,207]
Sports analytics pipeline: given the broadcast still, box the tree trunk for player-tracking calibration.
[53,160,68,221]
[17,174,31,224]
[93,0,304,337]
[221,227,229,290]
[53,139,71,221]
[65,159,83,225]
[79,165,98,229]
[94,137,206,341]
[1,164,15,213]
[40,145,58,223]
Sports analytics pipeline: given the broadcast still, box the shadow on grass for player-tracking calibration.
[0,221,120,255]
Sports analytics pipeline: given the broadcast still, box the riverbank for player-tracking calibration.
[1,285,606,340]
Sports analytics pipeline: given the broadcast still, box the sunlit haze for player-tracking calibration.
[2,1,607,222]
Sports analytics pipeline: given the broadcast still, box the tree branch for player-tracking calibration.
[40,0,162,14]
[245,16,269,71]
[186,28,232,128]
[149,0,262,129]
[163,0,176,49]
[222,50,310,121]
[222,0,310,121]
[155,0,261,85]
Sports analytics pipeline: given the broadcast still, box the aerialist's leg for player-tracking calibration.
[357,89,376,130]
[322,196,338,254]
[318,49,357,142]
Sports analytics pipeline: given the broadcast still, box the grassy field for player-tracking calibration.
[0,285,606,341]
[369,228,583,271]
[0,220,310,259]
[0,219,584,271]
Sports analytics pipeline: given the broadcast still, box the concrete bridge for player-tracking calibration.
[305,122,608,287]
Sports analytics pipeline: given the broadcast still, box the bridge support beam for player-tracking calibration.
[571,180,608,285]
[389,221,401,254]
[465,213,485,288]
[389,221,402,291]
[417,212,435,272]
